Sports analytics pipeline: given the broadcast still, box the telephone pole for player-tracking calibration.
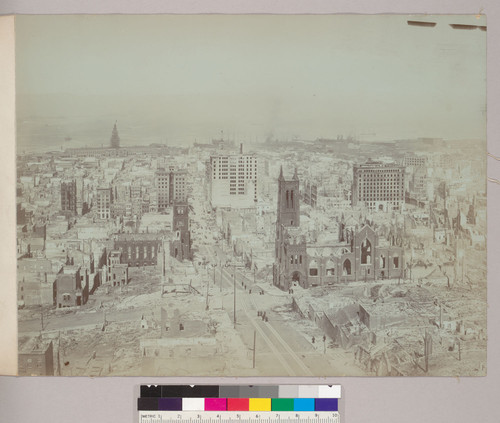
[206,282,209,310]
[253,330,256,369]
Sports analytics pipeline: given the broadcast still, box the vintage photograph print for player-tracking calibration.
[15,15,486,376]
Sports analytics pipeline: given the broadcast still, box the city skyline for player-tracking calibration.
[13,14,487,378]
[16,15,486,151]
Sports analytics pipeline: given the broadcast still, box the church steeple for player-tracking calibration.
[110,121,120,149]
[278,165,284,181]
[292,167,299,180]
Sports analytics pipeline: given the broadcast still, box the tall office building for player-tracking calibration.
[352,160,405,212]
[96,187,113,220]
[170,170,188,204]
[60,180,77,214]
[208,145,258,209]
[403,154,427,167]
[155,169,170,212]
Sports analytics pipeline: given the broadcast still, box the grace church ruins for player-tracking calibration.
[273,167,404,291]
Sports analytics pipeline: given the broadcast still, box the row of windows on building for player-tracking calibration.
[360,188,402,194]
[213,166,257,171]
[360,173,402,178]
[360,194,403,199]
[359,169,402,173]
[285,249,400,271]
[360,181,402,186]
[118,245,156,260]
[303,256,400,277]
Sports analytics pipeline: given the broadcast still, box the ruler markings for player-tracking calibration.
[139,411,340,423]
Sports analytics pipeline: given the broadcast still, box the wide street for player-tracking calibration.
[198,241,364,376]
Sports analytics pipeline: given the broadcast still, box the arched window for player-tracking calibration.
[343,259,352,275]
[286,190,289,208]
[361,239,372,264]
[393,256,399,269]
[326,260,335,276]
[291,190,294,208]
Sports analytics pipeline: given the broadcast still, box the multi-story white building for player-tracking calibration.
[171,170,188,204]
[208,148,258,209]
[403,154,427,167]
[155,169,170,212]
[96,187,112,219]
[131,182,143,217]
[352,160,405,212]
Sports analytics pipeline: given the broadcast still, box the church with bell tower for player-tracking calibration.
[273,166,404,291]
[274,166,308,291]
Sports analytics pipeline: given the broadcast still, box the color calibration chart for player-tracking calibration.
[138,385,341,423]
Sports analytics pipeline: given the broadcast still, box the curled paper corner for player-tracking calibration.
[487,152,500,161]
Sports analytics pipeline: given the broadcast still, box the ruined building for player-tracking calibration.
[273,167,404,291]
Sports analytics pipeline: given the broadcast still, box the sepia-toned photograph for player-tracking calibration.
[15,14,486,376]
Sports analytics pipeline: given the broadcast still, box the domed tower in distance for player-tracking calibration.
[110,121,120,149]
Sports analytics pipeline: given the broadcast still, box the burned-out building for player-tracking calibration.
[274,168,404,291]
[113,233,162,267]
[352,159,405,212]
[107,250,129,286]
[18,338,54,376]
[54,265,89,308]
[60,179,77,214]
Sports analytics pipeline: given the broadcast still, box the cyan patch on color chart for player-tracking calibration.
[294,398,315,411]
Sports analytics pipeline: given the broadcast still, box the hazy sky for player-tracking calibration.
[16,15,486,146]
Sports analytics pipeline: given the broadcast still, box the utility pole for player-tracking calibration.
[253,330,256,369]
[462,254,465,284]
[424,330,432,373]
[206,282,209,310]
